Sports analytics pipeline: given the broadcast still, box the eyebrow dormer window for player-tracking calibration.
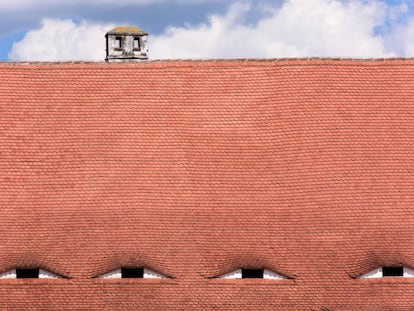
[121,267,143,278]
[217,268,288,280]
[0,268,63,279]
[383,266,403,277]
[133,37,141,50]
[96,267,168,279]
[16,268,39,278]
[359,266,414,279]
[115,37,122,49]
[242,269,263,278]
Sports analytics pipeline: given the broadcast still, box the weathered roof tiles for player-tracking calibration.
[0,59,414,310]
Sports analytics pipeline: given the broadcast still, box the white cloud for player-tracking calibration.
[9,19,114,61]
[8,0,412,61]
[150,0,393,59]
[382,2,414,56]
[387,19,414,56]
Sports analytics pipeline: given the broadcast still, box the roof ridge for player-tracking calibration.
[2,57,414,65]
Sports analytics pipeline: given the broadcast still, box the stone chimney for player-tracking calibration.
[105,26,148,62]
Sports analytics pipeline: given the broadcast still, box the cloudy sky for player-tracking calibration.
[1,0,414,61]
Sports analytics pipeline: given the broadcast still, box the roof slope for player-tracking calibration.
[1,59,414,310]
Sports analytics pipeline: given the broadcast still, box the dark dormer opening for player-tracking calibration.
[121,267,144,278]
[115,37,122,49]
[133,37,141,50]
[383,266,404,277]
[16,268,39,279]
[242,268,264,279]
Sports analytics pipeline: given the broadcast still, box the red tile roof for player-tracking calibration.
[1,59,414,309]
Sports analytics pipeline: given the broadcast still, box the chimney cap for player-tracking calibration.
[106,26,148,36]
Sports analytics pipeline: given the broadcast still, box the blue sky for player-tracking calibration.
[1,0,414,61]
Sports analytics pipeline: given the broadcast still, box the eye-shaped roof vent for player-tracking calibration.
[217,268,288,280]
[358,266,414,279]
[96,267,169,279]
[0,268,63,279]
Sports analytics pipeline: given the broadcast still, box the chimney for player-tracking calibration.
[105,26,148,62]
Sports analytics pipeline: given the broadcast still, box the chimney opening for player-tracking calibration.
[133,37,141,50]
[115,37,122,49]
